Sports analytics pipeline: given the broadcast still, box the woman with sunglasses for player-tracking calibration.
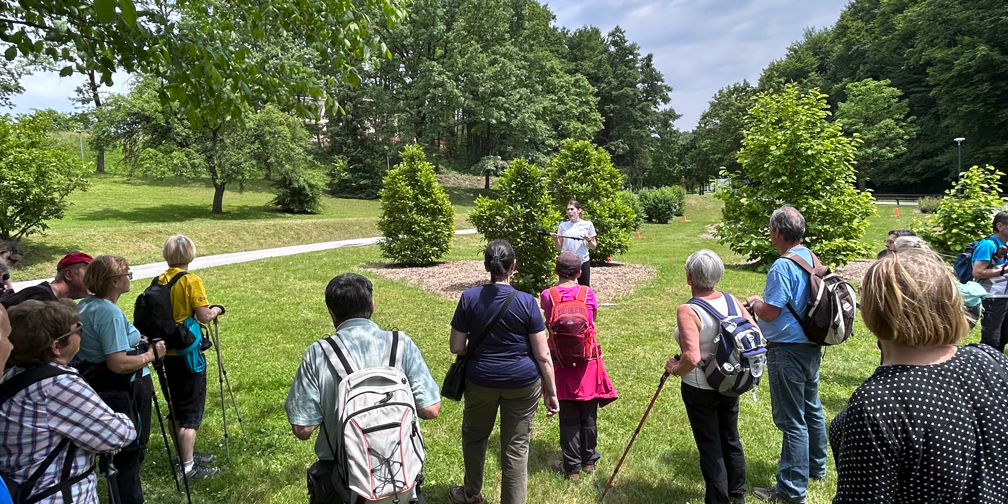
[76,255,164,504]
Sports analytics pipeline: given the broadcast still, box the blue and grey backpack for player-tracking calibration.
[688,293,767,398]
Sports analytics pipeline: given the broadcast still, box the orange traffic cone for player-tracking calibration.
[894,207,900,217]
[637,231,641,239]
[683,215,688,223]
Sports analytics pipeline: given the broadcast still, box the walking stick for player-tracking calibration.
[152,347,193,504]
[211,318,245,464]
[600,371,671,502]
[151,384,180,492]
[211,319,230,463]
[98,454,121,504]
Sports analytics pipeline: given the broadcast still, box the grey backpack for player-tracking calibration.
[319,331,426,503]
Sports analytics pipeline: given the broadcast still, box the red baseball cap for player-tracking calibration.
[56,253,93,272]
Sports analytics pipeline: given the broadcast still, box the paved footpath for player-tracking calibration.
[12,229,478,291]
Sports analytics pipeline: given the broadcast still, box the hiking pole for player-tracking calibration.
[211,319,230,463]
[151,384,180,492]
[98,454,122,504]
[600,371,671,502]
[152,347,193,504]
[211,316,245,437]
[537,230,585,241]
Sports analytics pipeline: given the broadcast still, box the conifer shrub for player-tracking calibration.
[470,159,560,292]
[378,145,455,264]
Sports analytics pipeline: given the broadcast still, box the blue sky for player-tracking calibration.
[8,0,850,130]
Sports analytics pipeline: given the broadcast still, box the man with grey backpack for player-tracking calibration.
[745,206,844,504]
[285,273,441,504]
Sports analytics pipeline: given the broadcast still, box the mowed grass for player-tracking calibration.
[88,193,963,504]
[15,175,484,280]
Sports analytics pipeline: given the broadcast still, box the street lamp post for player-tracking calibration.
[954,137,965,172]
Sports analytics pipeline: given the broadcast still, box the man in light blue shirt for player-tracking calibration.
[746,205,826,504]
[285,273,440,504]
[971,211,1008,352]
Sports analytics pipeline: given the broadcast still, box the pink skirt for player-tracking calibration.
[553,353,618,406]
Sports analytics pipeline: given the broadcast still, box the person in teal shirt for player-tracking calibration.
[77,255,164,504]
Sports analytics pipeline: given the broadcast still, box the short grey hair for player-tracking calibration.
[163,235,196,267]
[770,205,805,245]
[893,236,928,252]
[685,249,724,290]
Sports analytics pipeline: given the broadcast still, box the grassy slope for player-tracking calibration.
[84,188,961,504]
[16,175,488,280]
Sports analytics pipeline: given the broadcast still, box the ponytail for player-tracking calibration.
[484,239,516,282]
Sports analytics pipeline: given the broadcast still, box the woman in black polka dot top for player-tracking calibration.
[829,248,1008,503]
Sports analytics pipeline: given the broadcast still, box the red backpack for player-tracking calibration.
[546,286,599,368]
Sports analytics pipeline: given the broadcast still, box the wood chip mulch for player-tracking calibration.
[360,260,655,303]
[834,259,874,285]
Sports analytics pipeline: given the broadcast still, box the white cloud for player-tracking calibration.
[7,70,133,116]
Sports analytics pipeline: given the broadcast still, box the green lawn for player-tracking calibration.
[73,192,952,504]
[15,175,485,280]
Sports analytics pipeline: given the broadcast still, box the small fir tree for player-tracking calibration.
[378,145,454,264]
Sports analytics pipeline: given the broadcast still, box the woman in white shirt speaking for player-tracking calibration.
[553,199,597,287]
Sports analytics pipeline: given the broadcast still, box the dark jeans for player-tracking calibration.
[981,297,1008,352]
[681,383,746,504]
[558,400,600,473]
[108,375,153,504]
[766,345,827,502]
[578,261,591,287]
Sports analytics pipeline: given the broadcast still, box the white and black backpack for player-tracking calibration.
[319,331,426,503]
[782,251,857,346]
[688,293,767,398]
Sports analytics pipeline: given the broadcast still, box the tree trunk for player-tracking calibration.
[88,71,106,174]
[485,172,490,190]
[212,183,226,214]
[858,177,867,192]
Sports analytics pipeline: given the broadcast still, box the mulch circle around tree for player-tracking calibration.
[361,260,655,303]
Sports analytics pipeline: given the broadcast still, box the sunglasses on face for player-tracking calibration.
[55,321,83,342]
[123,271,133,280]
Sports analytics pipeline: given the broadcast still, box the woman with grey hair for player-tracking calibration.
[665,249,761,504]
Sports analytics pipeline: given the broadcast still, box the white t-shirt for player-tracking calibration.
[558,220,596,262]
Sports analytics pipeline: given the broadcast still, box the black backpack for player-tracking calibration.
[0,365,93,504]
[133,271,196,351]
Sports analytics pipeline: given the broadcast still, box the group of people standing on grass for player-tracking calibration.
[0,235,225,504]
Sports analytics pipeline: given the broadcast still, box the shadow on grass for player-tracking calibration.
[444,187,495,208]
[79,203,281,223]
[19,240,87,269]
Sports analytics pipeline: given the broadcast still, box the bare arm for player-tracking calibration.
[105,349,154,374]
[584,234,597,250]
[529,330,559,416]
[973,260,1006,280]
[291,424,317,441]
[553,234,563,252]
[746,295,781,322]
[417,402,441,420]
[449,328,468,356]
[194,305,222,324]
[667,305,703,375]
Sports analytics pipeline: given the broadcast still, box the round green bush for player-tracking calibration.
[271,167,324,214]
[378,145,455,264]
[639,185,686,223]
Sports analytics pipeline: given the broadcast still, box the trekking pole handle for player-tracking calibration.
[210,304,226,316]
[150,338,164,365]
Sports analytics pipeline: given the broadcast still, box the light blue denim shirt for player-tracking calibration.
[284,318,440,461]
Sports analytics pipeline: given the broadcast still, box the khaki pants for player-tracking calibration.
[462,379,541,504]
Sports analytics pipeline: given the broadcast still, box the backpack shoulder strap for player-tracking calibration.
[320,336,357,380]
[575,286,588,303]
[781,252,815,275]
[687,297,726,322]
[165,271,189,289]
[0,365,74,406]
[722,293,738,316]
[548,287,562,306]
[382,330,404,368]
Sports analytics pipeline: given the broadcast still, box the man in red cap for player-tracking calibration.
[1,253,92,308]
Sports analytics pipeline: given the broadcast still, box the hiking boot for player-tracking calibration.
[810,474,826,483]
[183,464,220,480]
[448,485,483,504]
[173,452,216,467]
[751,487,804,504]
[549,459,580,481]
[582,463,595,474]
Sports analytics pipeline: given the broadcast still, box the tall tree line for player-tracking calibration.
[320,0,679,196]
[690,0,1008,193]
